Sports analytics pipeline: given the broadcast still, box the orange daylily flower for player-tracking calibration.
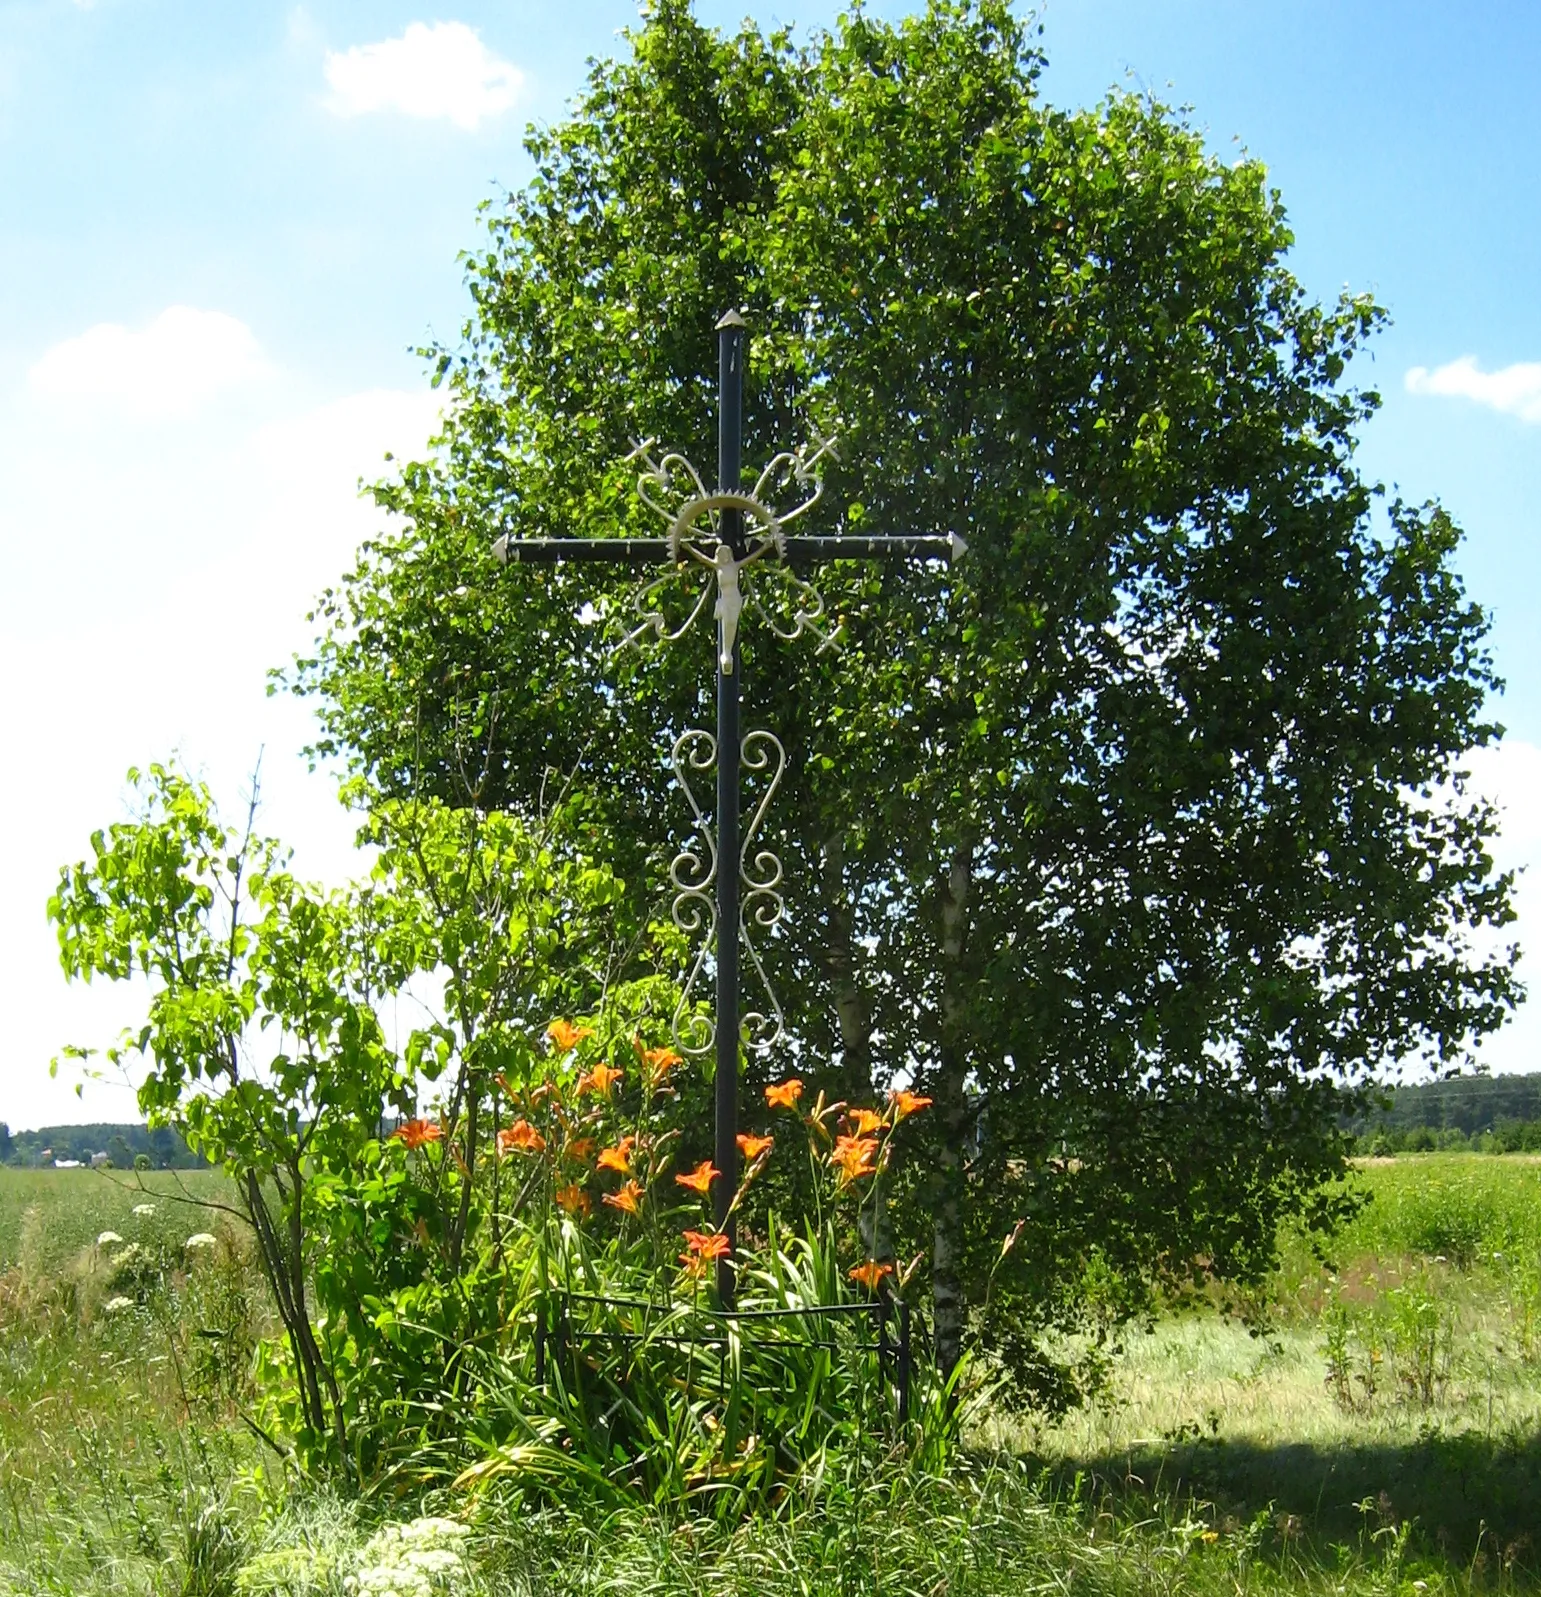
[577,1062,624,1098]
[845,1108,883,1136]
[527,1081,558,1106]
[679,1228,731,1276]
[546,1018,593,1053]
[596,1136,636,1175]
[498,1119,546,1155]
[764,1079,804,1110]
[889,1089,933,1120]
[394,1119,443,1151]
[830,1134,879,1182]
[554,1183,591,1217]
[803,1091,846,1147]
[602,1178,645,1216]
[736,1133,774,1161]
[674,1159,719,1195]
[848,1259,894,1291]
[639,1044,683,1086]
[566,1137,597,1164]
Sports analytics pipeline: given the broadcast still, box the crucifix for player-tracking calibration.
[493,313,965,1301]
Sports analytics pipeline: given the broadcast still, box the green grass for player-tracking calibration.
[0,1167,265,1595]
[1002,1155,1541,1575]
[1318,1155,1541,1271]
[3,1155,1541,1595]
[0,1167,236,1274]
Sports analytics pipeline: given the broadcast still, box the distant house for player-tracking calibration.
[53,1158,83,1169]
[90,1151,111,1169]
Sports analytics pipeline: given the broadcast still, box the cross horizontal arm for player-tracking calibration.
[492,536,672,565]
[490,532,967,567]
[786,533,967,565]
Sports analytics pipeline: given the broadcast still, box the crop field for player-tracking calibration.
[0,1168,236,1275]
[1,1154,1539,1595]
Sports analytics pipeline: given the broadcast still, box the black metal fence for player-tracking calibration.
[534,1291,914,1422]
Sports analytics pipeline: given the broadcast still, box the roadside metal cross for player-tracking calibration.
[493,313,965,1300]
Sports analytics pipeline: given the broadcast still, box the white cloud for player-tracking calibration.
[323,21,523,131]
[0,377,445,1129]
[28,306,269,419]
[1405,355,1541,424]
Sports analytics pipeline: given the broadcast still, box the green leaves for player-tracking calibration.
[48,763,664,1476]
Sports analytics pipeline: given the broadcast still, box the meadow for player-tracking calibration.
[2,1154,1539,1595]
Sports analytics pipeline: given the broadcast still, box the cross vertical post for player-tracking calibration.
[714,310,746,1303]
[490,315,965,1317]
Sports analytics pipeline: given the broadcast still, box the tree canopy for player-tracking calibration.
[288,0,1520,1386]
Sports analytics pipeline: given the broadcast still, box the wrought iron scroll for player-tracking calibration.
[624,434,838,1056]
[739,729,787,1053]
[613,436,843,666]
[669,729,718,1057]
[615,565,716,657]
[749,565,842,656]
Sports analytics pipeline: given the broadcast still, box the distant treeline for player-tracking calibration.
[0,1122,199,1169]
[7,1077,1538,1168]
[1355,1071,1541,1154]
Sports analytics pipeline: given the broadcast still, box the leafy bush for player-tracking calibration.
[1319,1272,1457,1412]
[49,766,956,1492]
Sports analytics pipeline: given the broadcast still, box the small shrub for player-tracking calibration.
[168,1487,246,1597]
[1322,1300,1354,1410]
[1385,1277,1456,1405]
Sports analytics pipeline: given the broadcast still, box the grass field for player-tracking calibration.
[0,1168,236,1275]
[1,1155,1539,1594]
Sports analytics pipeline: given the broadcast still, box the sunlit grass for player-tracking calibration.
[1307,1154,1541,1274]
[1008,1306,1541,1462]
[982,1156,1541,1571]
[0,1167,236,1274]
[4,1154,1541,1593]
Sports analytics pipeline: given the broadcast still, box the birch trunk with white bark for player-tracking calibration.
[932,838,973,1378]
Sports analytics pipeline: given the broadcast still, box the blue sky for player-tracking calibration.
[1,0,1536,1130]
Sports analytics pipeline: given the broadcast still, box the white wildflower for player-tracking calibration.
[235,1547,336,1594]
[133,1203,157,1217]
[96,1230,124,1247]
[103,1295,134,1314]
[399,1521,467,1545]
[185,1232,218,1251]
[344,1516,471,1597]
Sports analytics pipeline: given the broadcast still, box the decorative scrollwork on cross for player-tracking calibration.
[739,729,787,1053]
[613,436,844,668]
[631,431,841,1061]
[667,726,790,1057]
[668,729,718,1057]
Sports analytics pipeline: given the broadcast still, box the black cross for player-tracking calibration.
[494,314,963,1301]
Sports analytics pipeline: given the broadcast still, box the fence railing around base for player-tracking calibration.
[533,1291,913,1424]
